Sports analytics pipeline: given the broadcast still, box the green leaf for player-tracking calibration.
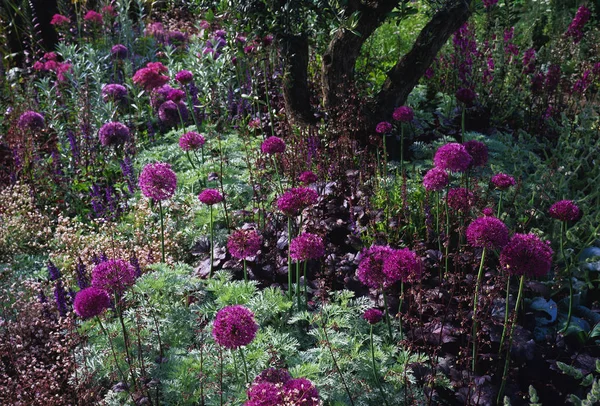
[557,361,584,380]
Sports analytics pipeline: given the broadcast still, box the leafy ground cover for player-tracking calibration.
[0,1,599,405]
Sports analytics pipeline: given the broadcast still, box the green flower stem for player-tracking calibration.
[399,282,404,340]
[209,205,214,278]
[472,247,486,372]
[243,259,248,283]
[497,190,503,218]
[461,106,466,144]
[499,274,511,354]
[271,155,284,195]
[239,347,249,384]
[370,325,390,406]
[322,318,355,406]
[303,261,308,307]
[185,151,196,170]
[287,217,293,300]
[296,261,301,310]
[381,284,394,343]
[185,91,201,133]
[444,189,451,277]
[158,200,165,263]
[497,274,526,404]
[400,124,404,177]
[97,316,127,383]
[560,221,574,333]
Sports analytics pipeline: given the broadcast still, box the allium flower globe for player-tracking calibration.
[392,106,414,122]
[18,111,45,131]
[84,10,103,24]
[482,207,494,216]
[548,200,581,222]
[276,187,318,216]
[73,287,111,319]
[433,143,472,172]
[466,217,509,250]
[298,171,318,185]
[98,121,130,147]
[500,233,553,278]
[463,140,488,168]
[423,167,449,191]
[110,44,128,59]
[133,62,170,91]
[138,162,177,201]
[175,70,193,84]
[290,233,325,261]
[246,382,283,405]
[158,100,188,125]
[375,121,393,134]
[91,259,137,295]
[383,248,422,283]
[212,305,258,349]
[227,229,262,259]
[179,131,205,151]
[101,84,128,102]
[282,378,320,405]
[356,245,395,289]
[50,14,70,26]
[261,136,286,154]
[198,188,223,205]
[491,173,516,190]
[456,88,477,106]
[447,187,475,212]
[363,308,384,324]
[254,368,292,385]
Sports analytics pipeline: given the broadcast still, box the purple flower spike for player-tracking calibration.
[74,287,111,319]
[290,233,325,261]
[500,233,553,278]
[212,305,258,349]
[466,217,510,250]
[138,162,177,201]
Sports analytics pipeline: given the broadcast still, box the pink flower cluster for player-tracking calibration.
[91,259,137,295]
[179,131,205,151]
[32,52,72,81]
[548,200,581,222]
[363,308,384,324]
[447,187,475,212]
[491,173,516,190]
[466,217,509,250]
[50,14,70,27]
[298,171,318,185]
[392,106,414,122]
[245,368,320,406]
[500,233,553,278]
[357,245,421,288]
[565,6,591,43]
[227,229,262,259]
[133,62,170,91]
[261,136,286,154]
[423,167,449,192]
[98,122,130,147]
[198,188,223,205]
[375,121,393,134]
[276,187,318,216]
[138,162,177,201]
[73,287,111,319]
[290,233,325,261]
[433,143,472,172]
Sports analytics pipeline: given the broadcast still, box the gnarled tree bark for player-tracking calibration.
[281,34,317,126]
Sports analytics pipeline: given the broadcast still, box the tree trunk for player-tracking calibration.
[280,34,317,126]
[374,0,472,123]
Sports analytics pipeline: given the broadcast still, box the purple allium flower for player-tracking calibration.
[212,305,258,349]
[98,121,130,147]
[167,30,187,46]
[54,280,69,317]
[73,287,111,319]
[50,14,70,26]
[433,143,472,172]
[500,233,553,278]
[282,378,320,405]
[447,187,475,212]
[261,136,286,154]
[356,245,395,289]
[363,308,384,324]
[111,44,128,59]
[167,88,186,102]
[48,260,61,281]
[138,162,177,201]
[228,229,262,259]
[482,207,494,217]
[565,6,591,43]
[423,167,449,192]
[463,140,488,168]
[290,233,325,261]
[175,70,193,84]
[392,106,414,122]
[179,131,205,151]
[214,29,227,38]
[198,188,223,205]
[298,171,318,185]
[17,111,45,131]
[456,88,477,106]
[548,200,581,222]
[466,217,509,250]
[102,84,128,102]
[84,10,103,24]
[491,173,516,190]
[383,248,422,283]
[276,187,318,216]
[91,259,137,295]
[246,382,283,405]
[133,62,170,91]
[150,84,174,109]
[158,100,187,125]
[375,121,393,134]
[254,368,292,385]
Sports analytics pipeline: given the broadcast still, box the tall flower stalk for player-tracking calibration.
[199,189,224,277]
